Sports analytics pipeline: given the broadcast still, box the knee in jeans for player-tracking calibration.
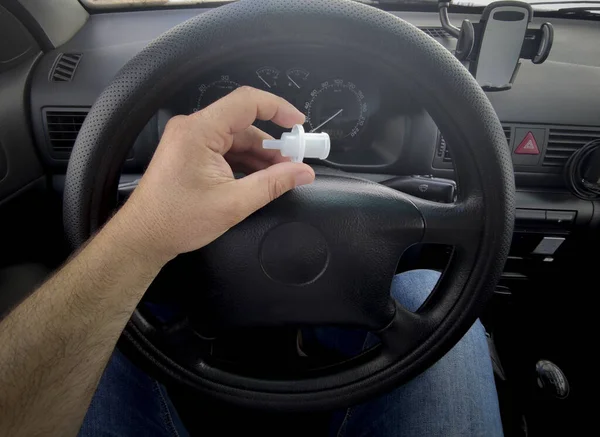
[391,269,441,312]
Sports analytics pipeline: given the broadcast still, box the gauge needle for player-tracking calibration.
[258,75,271,89]
[310,109,343,133]
[288,76,300,89]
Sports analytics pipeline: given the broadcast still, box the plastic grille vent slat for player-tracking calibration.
[419,27,451,39]
[543,127,600,167]
[45,110,89,158]
[50,53,82,82]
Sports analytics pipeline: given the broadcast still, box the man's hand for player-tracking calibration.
[0,87,314,437]
[120,86,315,261]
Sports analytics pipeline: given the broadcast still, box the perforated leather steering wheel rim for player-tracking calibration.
[64,0,514,411]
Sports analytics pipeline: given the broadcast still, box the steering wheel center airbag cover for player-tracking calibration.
[260,222,329,286]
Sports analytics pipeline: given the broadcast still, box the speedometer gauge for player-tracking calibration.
[193,76,239,112]
[306,79,367,141]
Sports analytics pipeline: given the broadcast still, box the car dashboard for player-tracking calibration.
[16,7,599,236]
[20,7,599,262]
[26,8,600,190]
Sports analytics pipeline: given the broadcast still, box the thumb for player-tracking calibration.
[231,161,315,217]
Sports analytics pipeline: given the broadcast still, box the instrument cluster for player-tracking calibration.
[170,55,419,166]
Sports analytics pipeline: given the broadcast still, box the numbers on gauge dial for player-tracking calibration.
[193,76,239,112]
[305,79,367,141]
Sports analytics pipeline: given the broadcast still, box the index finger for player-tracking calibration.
[193,86,306,135]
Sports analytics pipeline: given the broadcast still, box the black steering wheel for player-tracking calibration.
[64,0,514,411]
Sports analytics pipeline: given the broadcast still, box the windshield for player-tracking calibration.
[81,0,599,11]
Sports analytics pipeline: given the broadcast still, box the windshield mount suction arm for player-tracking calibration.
[438,0,461,38]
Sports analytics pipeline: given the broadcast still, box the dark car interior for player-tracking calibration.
[0,0,598,435]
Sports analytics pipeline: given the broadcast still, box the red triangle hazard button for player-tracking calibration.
[515,131,540,155]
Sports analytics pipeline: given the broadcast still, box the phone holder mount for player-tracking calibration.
[438,0,553,91]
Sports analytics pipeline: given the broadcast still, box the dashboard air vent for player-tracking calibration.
[439,136,452,163]
[439,126,511,164]
[420,27,451,38]
[503,126,512,145]
[45,109,88,158]
[50,53,82,82]
[543,127,600,168]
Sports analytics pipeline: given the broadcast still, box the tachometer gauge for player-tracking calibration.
[193,76,239,112]
[285,68,310,90]
[305,79,367,141]
[256,66,279,89]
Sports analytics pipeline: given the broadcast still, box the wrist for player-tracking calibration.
[101,204,175,270]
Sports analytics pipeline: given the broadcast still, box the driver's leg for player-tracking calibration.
[335,269,503,437]
[78,348,189,437]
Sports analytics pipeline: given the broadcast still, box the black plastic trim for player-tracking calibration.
[0,0,54,52]
[0,52,44,202]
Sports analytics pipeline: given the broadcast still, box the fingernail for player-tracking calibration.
[297,111,306,124]
[295,171,315,186]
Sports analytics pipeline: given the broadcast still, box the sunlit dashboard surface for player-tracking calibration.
[166,55,421,166]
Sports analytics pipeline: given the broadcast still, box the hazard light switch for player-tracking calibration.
[515,132,540,155]
[512,128,546,166]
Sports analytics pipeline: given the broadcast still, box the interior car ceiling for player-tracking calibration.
[0,0,598,435]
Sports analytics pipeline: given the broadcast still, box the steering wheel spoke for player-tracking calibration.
[378,302,434,358]
[408,195,483,250]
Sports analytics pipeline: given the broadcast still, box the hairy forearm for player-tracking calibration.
[0,211,168,437]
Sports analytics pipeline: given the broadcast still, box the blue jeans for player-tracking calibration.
[79,270,503,436]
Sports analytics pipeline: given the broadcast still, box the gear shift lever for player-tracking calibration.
[535,360,569,399]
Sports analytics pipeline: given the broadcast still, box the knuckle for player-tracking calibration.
[235,85,256,95]
[164,115,188,133]
[167,114,188,126]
